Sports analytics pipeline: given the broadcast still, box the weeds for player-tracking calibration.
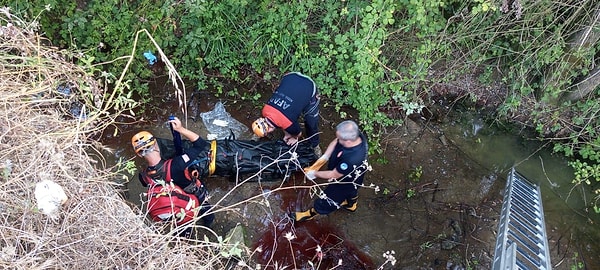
[405,166,423,200]
[466,258,480,270]
[0,9,205,269]
[419,241,433,250]
[569,252,584,270]
[409,166,423,182]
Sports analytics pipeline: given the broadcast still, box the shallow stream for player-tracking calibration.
[106,83,600,269]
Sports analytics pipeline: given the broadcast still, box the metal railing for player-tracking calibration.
[492,167,552,270]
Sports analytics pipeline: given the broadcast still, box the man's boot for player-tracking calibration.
[291,208,318,222]
[340,196,358,212]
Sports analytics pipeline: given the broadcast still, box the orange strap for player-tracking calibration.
[304,158,327,172]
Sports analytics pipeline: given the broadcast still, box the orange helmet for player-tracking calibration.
[131,131,156,154]
[252,117,272,138]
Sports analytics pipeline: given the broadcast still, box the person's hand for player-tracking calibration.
[285,136,298,145]
[305,170,317,180]
[169,117,183,131]
[284,132,301,145]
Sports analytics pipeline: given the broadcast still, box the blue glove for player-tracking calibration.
[143,51,157,65]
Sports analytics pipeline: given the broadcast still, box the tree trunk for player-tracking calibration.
[564,66,600,102]
[561,4,600,102]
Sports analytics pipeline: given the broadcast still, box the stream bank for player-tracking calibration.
[110,75,600,269]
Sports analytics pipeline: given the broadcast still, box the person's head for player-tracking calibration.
[336,120,360,142]
[252,117,275,138]
[131,131,157,157]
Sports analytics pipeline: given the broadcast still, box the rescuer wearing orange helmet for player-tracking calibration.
[131,117,215,228]
[252,72,321,155]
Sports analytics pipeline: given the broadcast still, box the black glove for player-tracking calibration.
[183,183,208,201]
[138,172,148,187]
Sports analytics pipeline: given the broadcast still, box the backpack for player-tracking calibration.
[146,181,198,225]
[141,159,200,226]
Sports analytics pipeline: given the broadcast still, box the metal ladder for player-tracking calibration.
[492,168,552,270]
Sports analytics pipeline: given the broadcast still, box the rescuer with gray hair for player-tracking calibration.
[291,120,369,222]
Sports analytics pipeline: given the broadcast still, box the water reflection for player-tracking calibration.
[444,112,600,267]
[106,85,600,268]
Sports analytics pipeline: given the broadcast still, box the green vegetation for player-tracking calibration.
[405,166,422,199]
[570,252,585,270]
[3,0,600,211]
[409,165,423,182]
[419,240,432,250]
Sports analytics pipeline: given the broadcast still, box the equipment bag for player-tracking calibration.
[146,181,198,225]
[141,159,200,226]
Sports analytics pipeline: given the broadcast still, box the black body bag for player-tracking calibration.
[156,137,318,181]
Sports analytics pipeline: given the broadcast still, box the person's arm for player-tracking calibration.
[169,117,199,142]
[282,118,302,145]
[169,117,207,163]
[304,138,341,180]
[322,138,337,158]
[304,138,337,172]
[313,168,343,180]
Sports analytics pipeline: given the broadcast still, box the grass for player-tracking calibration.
[0,9,237,269]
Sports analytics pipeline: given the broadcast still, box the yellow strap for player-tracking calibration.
[209,140,217,176]
[154,192,168,198]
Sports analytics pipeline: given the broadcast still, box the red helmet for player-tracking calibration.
[131,131,156,154]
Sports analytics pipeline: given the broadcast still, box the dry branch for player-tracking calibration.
[0,9,237,270]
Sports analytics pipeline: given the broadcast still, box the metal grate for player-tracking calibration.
[492,168,552,270]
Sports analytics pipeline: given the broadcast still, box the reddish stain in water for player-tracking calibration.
[277,175,312,213]
[253,174,374,269]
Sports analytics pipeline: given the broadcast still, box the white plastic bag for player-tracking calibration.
[200,101,249,140]
[35,180,68,219]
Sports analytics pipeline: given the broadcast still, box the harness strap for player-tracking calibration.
[164,159,173,183]
[144,157,207,189]
[184,157,208,188]
[143,159,179,184]
[154,190,191,203]
[209,140,217,176]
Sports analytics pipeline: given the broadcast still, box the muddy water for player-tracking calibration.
[107,82,600,269]
[443,111,600,269]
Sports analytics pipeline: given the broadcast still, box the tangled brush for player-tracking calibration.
[0,8,241,270]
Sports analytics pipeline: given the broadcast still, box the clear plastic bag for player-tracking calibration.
[200,101,249,140]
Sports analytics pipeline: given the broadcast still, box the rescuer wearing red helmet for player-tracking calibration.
[252,72,321,155]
